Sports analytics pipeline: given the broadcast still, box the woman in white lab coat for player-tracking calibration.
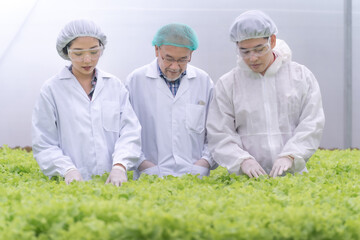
[32,19,141,186]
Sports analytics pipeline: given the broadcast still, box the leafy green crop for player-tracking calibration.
[0,146,359,240]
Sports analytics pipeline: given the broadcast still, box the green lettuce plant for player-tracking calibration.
[0,146,359,239]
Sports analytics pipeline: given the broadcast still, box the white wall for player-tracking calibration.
[0,0,359,149]
[353,0,360,147]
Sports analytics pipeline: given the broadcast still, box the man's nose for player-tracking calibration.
[248,52,259,61]
[168,61,181,69]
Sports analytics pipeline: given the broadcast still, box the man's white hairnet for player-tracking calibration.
[229,10,278,42]
[56,19,107,60]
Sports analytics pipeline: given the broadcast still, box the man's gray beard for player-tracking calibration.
[163,73,181,82]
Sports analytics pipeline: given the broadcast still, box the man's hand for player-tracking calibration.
[270,156,293,178]
[241,158,267,178]
[194,158,210,169]
[138,160,156,171]
[65,169,83,184]
[106,165,127,187]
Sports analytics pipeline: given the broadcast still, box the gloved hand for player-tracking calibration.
[64,169,83,184]
[270,156,294,178]
[105,165,127,187]
[138,160,156,171]
[194,158,210,169]
[241,158,267,178]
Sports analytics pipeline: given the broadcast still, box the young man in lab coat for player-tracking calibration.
[126,23,217,179]
[207,10,325,178]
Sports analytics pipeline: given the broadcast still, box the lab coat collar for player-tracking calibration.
[146,59,194,101]
[265,39,292,76]
[91,68,112,101]
[58,65,113,79]
[174,74,189,102]
[58,66,74,79]
[145,59,159,79]
[145,58,197,79]
[58,66,112,101]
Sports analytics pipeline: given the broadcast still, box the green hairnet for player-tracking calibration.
[152,23,198,51]
[56,19,107,60]
[230,10,278,42]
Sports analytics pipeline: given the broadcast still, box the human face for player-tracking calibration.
[237,35,276,75]
[155,45,192,81]
[67,36,102,78]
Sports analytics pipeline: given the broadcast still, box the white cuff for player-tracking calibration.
[112,165,126,173]
[64,168,77,176]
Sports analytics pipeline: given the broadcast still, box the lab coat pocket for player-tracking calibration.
[190,165,210,178]
[186,104,205,134]
[102,101,121,132]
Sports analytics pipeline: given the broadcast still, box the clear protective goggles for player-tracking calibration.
[238,38,271,59]
[67,46,103,62]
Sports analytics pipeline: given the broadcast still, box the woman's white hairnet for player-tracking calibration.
[229,10,278,42]
[56,19,107,60]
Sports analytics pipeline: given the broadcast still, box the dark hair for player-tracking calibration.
[62,41,72,56]
[62,38,103,56]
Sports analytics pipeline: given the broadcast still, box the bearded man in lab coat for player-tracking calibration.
[126,23,217,179]
[207,10,325,178]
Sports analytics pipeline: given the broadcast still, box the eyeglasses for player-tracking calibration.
[67,46,103,62]
[238,38,271,59]
[160,56,190,66]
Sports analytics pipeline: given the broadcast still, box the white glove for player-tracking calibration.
[105,165,127,187]
[64,169,83,184]
[138,160,156,171]
[270,156,294,178]
[194,158,210,169]
[241,158,267,178]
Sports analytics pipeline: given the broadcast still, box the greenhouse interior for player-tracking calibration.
[0,0,359,239]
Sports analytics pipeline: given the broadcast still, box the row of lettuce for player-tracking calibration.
[0,146,359,239]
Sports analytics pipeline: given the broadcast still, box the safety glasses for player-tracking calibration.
[67,46,103,62]
[238,38,271,59]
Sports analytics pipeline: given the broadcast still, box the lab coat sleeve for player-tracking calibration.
[278,68,325,172]
[32,87,76,178]
[206,79,255,174]
[201,86,217,169]
[112,86,142,171]
[201,135,217,169]
[124,74,146,170]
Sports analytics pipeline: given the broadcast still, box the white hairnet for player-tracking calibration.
[229,10,278,42]
[56,19,107,60]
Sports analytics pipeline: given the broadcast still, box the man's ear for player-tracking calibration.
[270,35,277,49]
[188,51,193,62]
[155,46,159,57]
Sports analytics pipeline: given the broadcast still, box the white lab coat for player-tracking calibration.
[126,59,216,179]
[32,66,142,180]
[207,40,325,175]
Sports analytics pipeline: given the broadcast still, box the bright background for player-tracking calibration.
[0,0,359,149]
